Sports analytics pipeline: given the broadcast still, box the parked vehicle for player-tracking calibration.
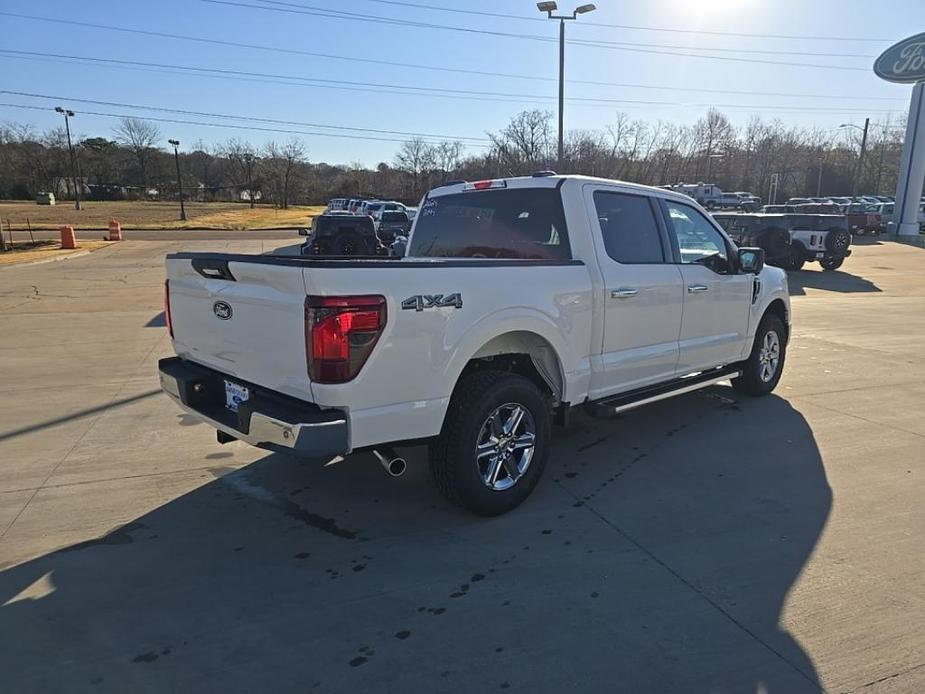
[841,203,882,235]
[375,210,412,245]
[327,198,348,211]
[875,201,925,232]
[785,197,812,206]
[711,213,792,266]
[299,212,383,256]
[363,201,385,219]
[371,201,407,221]
[160,174,789,516]
[761,205,794,214]
[665,183,759,210]
[783,214,852,271]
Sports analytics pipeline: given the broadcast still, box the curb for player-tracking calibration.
[0,248,93,270]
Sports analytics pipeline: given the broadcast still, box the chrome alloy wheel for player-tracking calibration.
[476,403,536,491]
[758,330,781,382]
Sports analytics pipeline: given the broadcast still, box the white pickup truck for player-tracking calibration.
[159,174,790,515]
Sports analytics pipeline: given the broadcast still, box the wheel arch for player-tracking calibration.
[763,298,790,342]
[460,330,566,405]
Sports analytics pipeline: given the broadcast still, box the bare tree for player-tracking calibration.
[263,138,307,209]
[113,117,161,189]
[223,139,260,208]
[395,137,437,199]
[489,110,553,172]
[435,140,464,183]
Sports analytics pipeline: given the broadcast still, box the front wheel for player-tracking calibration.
[732,314,787,396]
[429,371,551,516]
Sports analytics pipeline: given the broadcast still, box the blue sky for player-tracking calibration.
[1,0,923,165]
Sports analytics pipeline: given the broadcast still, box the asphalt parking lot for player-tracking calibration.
[1,237,923,693]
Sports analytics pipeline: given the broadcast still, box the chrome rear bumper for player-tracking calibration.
[158,357,349,457]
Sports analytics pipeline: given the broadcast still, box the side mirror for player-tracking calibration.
[738,247,765,274]
[298,227,310,237]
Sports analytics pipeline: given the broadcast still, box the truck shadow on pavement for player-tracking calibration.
[0,389,830,693]
[787,267,881,295]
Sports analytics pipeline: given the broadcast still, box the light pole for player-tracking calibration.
[54,106,81,210]
[537,2,596,172]
[840,119,870,198]
[167,139,187,221]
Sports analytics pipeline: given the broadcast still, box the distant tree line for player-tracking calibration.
[0,110,908,206]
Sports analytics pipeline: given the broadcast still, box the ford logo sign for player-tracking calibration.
[874,32,925,84]
[213,301,233,320]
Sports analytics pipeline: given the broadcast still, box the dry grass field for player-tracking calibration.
[0,201,326,231]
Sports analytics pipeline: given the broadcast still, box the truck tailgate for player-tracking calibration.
[166,257,313,401]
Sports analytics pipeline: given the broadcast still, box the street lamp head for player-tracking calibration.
[537,2,558,12]
[575,3,596,13]
[168,139,180,146]
[54,106,64,114]
[66,110,75,117]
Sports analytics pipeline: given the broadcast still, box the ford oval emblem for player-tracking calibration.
[213,301,233,320]
[874,32,925,84]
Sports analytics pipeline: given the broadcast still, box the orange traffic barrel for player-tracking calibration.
[60,225,77,249]
[108,219,123,241]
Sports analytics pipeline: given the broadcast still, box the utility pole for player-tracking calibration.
[875,115,890,195]
[55,106,81,210]
[816,145,826,197]
[851,118,870,197]
[537,2,597,173]
[168,139,187,221]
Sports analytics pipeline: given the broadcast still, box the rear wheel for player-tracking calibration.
[429,370,551,516]
[732,314,786,396]
[820,255,844,271]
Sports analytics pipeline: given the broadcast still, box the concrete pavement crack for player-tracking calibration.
[840,661,925,693]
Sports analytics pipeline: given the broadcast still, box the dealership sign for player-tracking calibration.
[874,32,925,83]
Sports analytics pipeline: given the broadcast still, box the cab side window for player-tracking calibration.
[664,201,730,272]
[593,191,665,264]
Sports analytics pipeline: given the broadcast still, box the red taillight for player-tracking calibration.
[164,279,174,338]
[305,295,386,384]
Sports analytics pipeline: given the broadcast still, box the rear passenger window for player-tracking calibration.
[593,191,665,263]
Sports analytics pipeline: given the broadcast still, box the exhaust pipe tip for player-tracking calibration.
[374,448,407,477]
[386,457,407,477]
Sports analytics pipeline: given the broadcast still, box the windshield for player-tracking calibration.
[408,188,571,260]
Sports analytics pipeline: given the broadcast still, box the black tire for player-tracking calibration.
[429,370,551,516]
[333,231,367,256]
[786,244,805,271]
[820,255,844,271]
[824,227,851,254]
[732,314,787,396]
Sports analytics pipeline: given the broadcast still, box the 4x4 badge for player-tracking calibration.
[401,294,463,312]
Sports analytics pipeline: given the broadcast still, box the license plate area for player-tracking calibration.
[224,380,250,413]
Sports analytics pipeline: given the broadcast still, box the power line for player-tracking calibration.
[0,90,491,142]
[256,0,876,58]
[0,12,903,102]
[0,50,903,115]
[344,0,895,42]
[221,0,873,69]
[0,102,493,147]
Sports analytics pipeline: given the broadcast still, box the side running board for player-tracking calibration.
[585,366,741,418]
